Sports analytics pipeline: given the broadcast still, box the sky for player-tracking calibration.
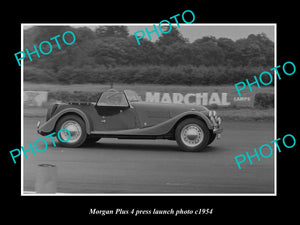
[23,24,275,43]
[128,24,275,42]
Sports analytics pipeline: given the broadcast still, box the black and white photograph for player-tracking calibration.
[21,24,276,195]
[4,4,298,221]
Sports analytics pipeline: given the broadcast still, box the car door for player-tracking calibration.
[94,90,138,131]
[132,102,171,128]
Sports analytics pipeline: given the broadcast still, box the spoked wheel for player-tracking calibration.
[175,118,210,152]
[55,114,87,147]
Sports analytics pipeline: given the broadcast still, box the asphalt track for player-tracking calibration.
[23,117,275,194]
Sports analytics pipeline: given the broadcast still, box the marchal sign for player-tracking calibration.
[145,92,231,106]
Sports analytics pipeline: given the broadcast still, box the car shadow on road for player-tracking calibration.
[80,141,219,153]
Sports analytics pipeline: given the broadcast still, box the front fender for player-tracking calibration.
[37,107,92,135]
[172,111,213,130]
[157,111,213,135]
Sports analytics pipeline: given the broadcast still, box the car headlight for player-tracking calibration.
[217,117,222,125]
[209,110,216,117]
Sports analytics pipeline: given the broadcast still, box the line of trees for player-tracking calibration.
[24,26,274,85]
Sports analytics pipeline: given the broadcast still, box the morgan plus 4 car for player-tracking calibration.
[37,89,223,151]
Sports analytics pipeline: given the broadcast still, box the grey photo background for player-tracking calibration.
[23,25,275,194]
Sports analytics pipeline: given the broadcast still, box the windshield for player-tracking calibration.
[124,90,142,102]
[97,90,129,107]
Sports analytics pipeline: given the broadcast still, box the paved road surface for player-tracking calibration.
[22,117,275,194]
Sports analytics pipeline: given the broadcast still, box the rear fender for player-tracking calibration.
[37,108,92,135]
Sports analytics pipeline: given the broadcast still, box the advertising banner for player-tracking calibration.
[144,91,254,107]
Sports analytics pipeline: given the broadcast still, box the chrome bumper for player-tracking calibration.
[208,110,223,138]
[36,121,41,134]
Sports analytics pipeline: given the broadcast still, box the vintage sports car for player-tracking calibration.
[37,89,223,152]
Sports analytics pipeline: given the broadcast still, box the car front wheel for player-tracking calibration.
[175,118,210,152]
[55,114,87,147]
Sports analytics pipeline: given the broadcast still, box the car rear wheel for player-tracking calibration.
[55,114,87,147]
[175,118,210,152]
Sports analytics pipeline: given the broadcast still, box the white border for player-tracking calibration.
[274,24,277,196]
[21,23,277,196]
[21,25,24,194]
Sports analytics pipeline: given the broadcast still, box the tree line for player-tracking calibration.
[24,26,274,85]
